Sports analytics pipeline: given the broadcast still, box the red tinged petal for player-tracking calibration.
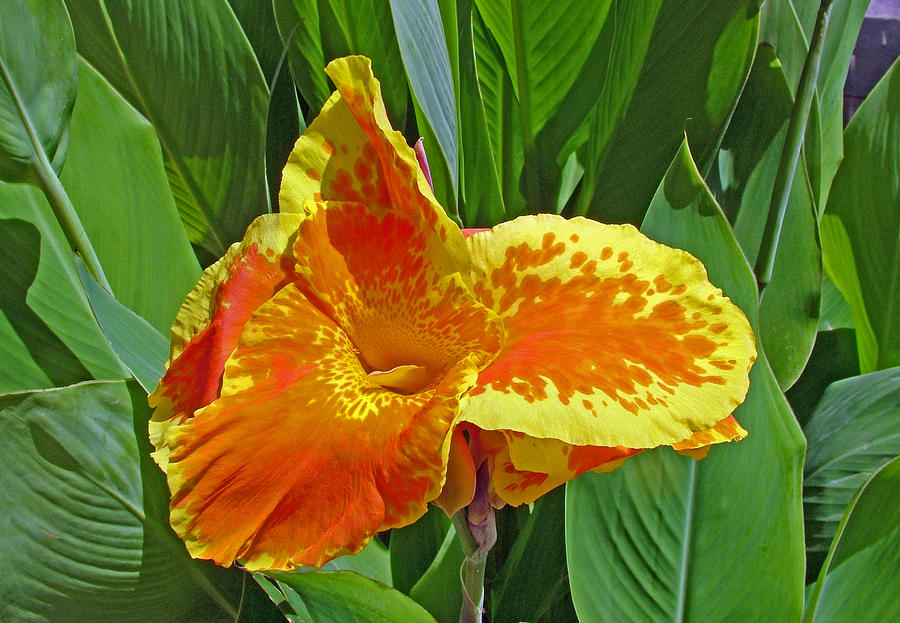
[149,214,305,468]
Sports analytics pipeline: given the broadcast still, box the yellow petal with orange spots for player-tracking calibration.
[166,283,484,570]
[149,213,306,470]
[462,215,756,449]
[280,55,468,273]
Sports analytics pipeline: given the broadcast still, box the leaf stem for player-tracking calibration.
[755,0,833,285]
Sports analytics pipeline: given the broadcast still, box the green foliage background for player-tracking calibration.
[0,0,897,621]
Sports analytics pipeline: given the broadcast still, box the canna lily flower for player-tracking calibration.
[148,56,756,571]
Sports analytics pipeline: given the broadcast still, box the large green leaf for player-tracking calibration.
[804,455,900,623]
[0,183,126,392]
[60,59,200,333]
[408,525,466,623]
[0,0,76,183]
[391,0,458,195]
[566,139,806,622]
[802,366,900,582]
[822,57,900,371]
[264,570,437,623]
[65,0,270,256]
[0,380,253,622]
[718,44,821,388]
[273,0,331,114]
[578,0,759,224]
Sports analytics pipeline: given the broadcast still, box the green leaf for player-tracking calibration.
[566,138,806,622]
[457,0,506,226]
[475,0,613,209]
[802,367,900,582]
[472,7,525,218]
[760,0,868,205]
[0,183,126,392]
[786,328,859,428]
[390,505,450,595]
[65,0,270,256]
[60,59,200,333]
[273,0,330,113]
[391,0,458,194]
[409,525,466,623]
[321,538,393,586]
[228,0,304,207]
[0,0,76,183]
[491,486,569,623]
[819,275,853,331]
[822,57,900,371]
[265,570,438,623]
[75,259,168,394]
[804,455,900,623]
[578,0,759,224]
[0,380,251,622]
[719,44,821,388]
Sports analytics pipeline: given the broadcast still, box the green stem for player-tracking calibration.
[452,462,497,623]
[452,511,487,623]
[755,0,833,285]
[0,55,112,292]
[31,147,113,293]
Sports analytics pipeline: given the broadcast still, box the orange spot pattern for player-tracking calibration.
[469,236,728,415]
[334,84,446,238]
[292,203,502,378]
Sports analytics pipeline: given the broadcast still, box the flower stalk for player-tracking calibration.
[452,462,496,623]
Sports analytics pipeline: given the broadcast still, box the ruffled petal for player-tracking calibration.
[479,413,745,506]
[149,213,306,469]
[280,55,467,267]
[462,215,756,449]
[166,282,484,570]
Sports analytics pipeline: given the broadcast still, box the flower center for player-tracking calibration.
[367,364,432,394]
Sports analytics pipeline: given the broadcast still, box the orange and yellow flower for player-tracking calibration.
[148,56,756,571]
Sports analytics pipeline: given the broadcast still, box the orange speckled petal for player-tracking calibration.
[148,213,306,469]
[463,215,757,449]
[280,55,467,266]
[292,201,504,378]
[166,283,484,571]
[479,429,641,506]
